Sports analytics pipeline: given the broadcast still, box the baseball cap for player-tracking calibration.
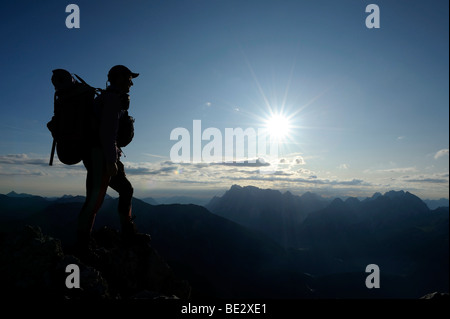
[108,65,139,80]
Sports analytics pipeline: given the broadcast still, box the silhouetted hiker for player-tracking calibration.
[76,65,149,256]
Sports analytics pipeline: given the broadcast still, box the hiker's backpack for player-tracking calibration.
[47,69,101,165]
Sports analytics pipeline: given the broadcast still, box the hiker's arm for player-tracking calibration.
[99,93,121,165]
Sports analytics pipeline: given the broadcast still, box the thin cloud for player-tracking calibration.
[405,178,448,184]
[231,175,369,186]
[434,149,449,159]
[366,167,418,174]
[124,161,179,176]
[143,153,169,159]
[297,168,317,177]
[0,170,45,176]
[272,171,293,176]
[127,166,179,175]
[177,179,217,184]
[0,154,49,166]
[211,158,270,167]
[400,172,449,184]
[161,161,175,166]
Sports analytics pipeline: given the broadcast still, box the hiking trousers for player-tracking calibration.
[77,147,133,235]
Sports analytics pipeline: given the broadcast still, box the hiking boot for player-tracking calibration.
[75,231,94,251]
[74,231,101,265]
[121,219,151,245]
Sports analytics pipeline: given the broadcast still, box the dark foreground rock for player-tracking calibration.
[0,225,190,300]
[420,292,450,299]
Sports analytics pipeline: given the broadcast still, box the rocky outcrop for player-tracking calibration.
[420,292,450,299]
[0,225,190,300]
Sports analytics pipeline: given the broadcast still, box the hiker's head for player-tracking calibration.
[107,65,139,93]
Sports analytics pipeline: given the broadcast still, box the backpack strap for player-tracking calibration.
[73,73,90,87]
[73,73,104,96]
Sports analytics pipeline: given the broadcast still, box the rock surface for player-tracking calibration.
[0,225,190,300]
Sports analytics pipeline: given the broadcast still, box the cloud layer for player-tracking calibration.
[0,153,448,200]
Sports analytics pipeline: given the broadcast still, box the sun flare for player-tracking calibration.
[265,114,291,139]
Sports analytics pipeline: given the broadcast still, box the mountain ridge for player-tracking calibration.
[3,186,447,209]
[0,194,314,298]
[0,186,448,299]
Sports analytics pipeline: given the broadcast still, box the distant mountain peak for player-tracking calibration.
[6,191,34,198]
[331,197,345,205]
[300,191,323,201]
[423,198,450,210]
[345,197,360,204]
[382,190,426,204]
[371,192,382,199]
[384,190,406,198]
[230,184,243,191]
[206,184,332,248]
[227,185,282,198]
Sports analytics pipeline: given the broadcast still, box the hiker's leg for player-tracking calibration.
[108,160,133,227]
[109,161,150,244]
[77,148,110,240]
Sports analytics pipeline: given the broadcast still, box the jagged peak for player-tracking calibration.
[384,190,406,198]
[330,197,345,205]
[381,190,425,204]
[300,191,323,201]
[371,192,382,199]
[226,185,282,199]
[230,184,243,191]
[284,190,293,197]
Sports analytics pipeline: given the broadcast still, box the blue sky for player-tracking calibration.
[0,0,448,200]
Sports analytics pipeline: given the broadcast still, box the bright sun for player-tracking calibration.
[265,114,291,139]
